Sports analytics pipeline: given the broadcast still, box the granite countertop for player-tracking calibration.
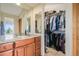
[0,34,41,44]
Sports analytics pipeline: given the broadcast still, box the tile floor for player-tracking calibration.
[44,47,65,56]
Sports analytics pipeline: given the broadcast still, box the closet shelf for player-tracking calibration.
[52,30,65,34]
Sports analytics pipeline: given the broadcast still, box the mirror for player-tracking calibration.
[18,18,22,35]
[25,17,31,33]
[0,17,1,35]
[4,17,14,35]
[35,13,42,33]
[0,17,15,40]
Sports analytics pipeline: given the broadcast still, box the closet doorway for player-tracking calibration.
[44,10,65,56]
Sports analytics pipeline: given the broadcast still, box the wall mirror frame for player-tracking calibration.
[25,16,31,33]
[35,12,42,33]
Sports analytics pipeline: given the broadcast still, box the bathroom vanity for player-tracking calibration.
[0,35,41,56]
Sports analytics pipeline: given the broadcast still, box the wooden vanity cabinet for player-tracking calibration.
[0,36,41,56]
[0,50,13,56]
[25,43,35,56]
[14,43,35,56]
[14,46,25,56]
[14,38,35,56]
[34,36,41,56]
[0,42,13,56]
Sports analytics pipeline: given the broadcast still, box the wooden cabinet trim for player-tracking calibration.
[0,42,13,52]
[15,38,34,48]
[0,50,13,56]
[0,36,41,56]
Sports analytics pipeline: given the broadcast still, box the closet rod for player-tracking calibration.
[50,11,65,16]
[45,10,65,17]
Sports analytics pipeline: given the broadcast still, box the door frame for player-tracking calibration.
[72,3,79,56]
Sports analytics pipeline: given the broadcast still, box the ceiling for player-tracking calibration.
[0,3,40,17]
[19,3,40,11]
[0,3,22,16]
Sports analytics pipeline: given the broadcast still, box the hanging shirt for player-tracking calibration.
[44,17,48,30]
[55,15,60,31]
[50,16,54,31]
[50,15,56,32]
[60,14,65,31]
[45,16,50,34]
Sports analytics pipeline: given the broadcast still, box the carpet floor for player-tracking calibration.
[44,47,65,56]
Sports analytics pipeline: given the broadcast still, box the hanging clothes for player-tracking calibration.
[50,16,54,31]
[50,15,57,32]
[44,11,65,53]
[44,16,51,47]
[44,17,48,30]
[60,33,65,53]
[55,15,61,31]
[59,14,65,31]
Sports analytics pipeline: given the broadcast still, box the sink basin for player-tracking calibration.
[16,36,30,40]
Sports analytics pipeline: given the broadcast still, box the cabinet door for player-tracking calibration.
[36,49,41,56]
[25,43,35,56]
[0,50,13,56]
[35,36,41,56]
[15,47,25,56]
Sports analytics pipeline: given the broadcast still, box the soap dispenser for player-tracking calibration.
[25,30,27,35]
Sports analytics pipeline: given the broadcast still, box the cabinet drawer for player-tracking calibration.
[36,42,41,49]
[35,49,41,56]
[14,47,25,56]
[26,43,35,56]
[0,50,13,56]
[15,38,34,47]
[0,43,13,52]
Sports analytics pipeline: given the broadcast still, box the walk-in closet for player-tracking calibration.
[44,10,65,56]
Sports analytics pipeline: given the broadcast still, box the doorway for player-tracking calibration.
[44,10,65,56]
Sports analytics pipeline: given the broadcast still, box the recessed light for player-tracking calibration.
[16,3,21,6]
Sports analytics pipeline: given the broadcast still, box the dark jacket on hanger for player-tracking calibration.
[55,15,61,31]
